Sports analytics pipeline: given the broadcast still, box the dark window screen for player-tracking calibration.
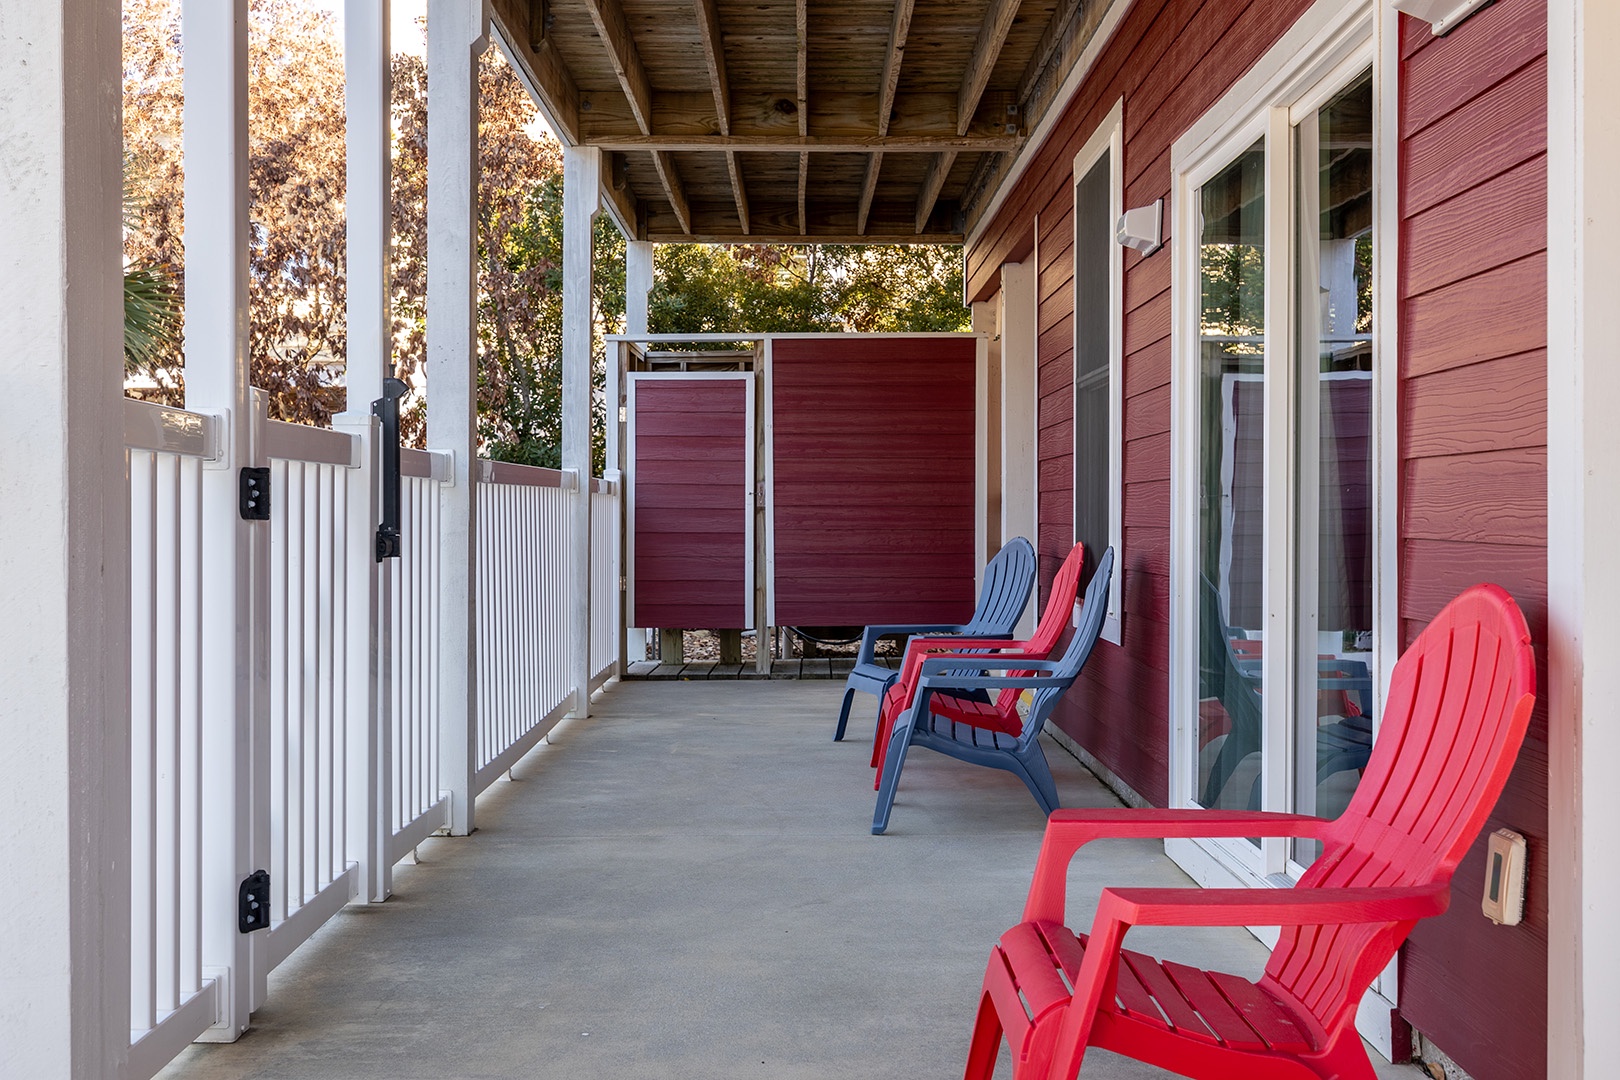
[1074,150,1112,588]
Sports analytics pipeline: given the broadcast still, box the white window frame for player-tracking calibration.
[1072,97,1126,645]
[1164,0,1402,1055]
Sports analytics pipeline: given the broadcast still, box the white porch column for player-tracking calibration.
[999,259,1038,636]
[182,0,269,1036]
[427,0,487,836]
[625,239,654,336]
[622,239,653,663]
[339,0,393,900]
[563,146,602,716]
[0,1,129,1075]
[1548,0,1620,1075]
[972,297,1003,581]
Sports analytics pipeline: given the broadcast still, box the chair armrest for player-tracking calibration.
[1097,882,1450,928]
[1023,810,1330,923]
[897,636,1035,688]
[857,623,964,666]
[917,656,1056,679]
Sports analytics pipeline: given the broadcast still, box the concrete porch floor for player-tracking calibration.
[157,680,1419,1080]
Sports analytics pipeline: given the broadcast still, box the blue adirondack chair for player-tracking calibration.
[834,536,1037,742]
[872,547,1114,834]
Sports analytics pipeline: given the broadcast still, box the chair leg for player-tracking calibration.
[963,990,1004,1080]
[872,718,917,834]
[834,687,856,741]
[872,698,897,775]
[1010,747,1061,816]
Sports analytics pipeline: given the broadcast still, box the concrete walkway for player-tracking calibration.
[158,680,1418,1080]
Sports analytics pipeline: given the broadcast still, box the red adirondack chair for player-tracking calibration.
[869,543,1089,782]
[963,583,1536,1080]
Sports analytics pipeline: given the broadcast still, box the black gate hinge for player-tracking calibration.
[238,869,270,933]
[239,467,271,521]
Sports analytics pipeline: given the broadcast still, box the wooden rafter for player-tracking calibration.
[858,0,915,236]
[651,150,692,234]
[856,152,883,235]
[798,151,809,236]
[915,150,957,234]
[692,0,730,134]
[958,0,1022,136]
[796,0,808,234]
[726,151,751,234]
[1016,0,1085,103]
[582,0,654,134]
[487,0,581,143]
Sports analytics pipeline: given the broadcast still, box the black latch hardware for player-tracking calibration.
[239,467,271,521]
[238,869,270,933]
[372,377,409,561]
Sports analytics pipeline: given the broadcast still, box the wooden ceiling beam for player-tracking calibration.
[796,0,809,138]
[798,151,809,236]
[878,0,916,137]
[726,151,750,235]
[588,133,1022,153]
[487,0,581,143]
[600,151,643,239]
[915,150,957,234]
[581,0,654,135]
[650,151,691,235]
[958,0,1023,136]
[1016,0,1085,104]
[857,152,882,236]
[692,0,731,135]
[577,90,1018,140]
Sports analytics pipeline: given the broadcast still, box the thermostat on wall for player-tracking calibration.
[1481,828,1527,926]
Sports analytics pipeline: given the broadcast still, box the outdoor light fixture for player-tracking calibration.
[1390,0,1493,36]
[1116,199,1163,256]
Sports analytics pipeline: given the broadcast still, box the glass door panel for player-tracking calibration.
[1195,138,1267,815]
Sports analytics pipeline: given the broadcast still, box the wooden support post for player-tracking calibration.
[339,0,393,900]
[563,145,602,715]
[181,0,270,1036]
[659,629,686,665]
[427,0,487,836]
[0,0,131,1072]
[717,630,743,665]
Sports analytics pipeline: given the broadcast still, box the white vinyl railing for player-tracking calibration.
[474,460,572,793]
[390,449,450,859]
[120,395,622,1080]
[124,399,219,1078]
[263,421,362,967]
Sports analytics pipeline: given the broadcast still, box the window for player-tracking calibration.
[1073,99,1124,644]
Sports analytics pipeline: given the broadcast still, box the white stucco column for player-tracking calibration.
[563,146,602,716]
[1548,0,1620,1075]
[181,0,269,1036]
[1000,259,1038,636]
[0,2,129,1075]
[340,0,393,899]
[427,0,487,836]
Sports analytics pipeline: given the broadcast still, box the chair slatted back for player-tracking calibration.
[988,543,1090,714]
[964,537,1038,636]
[1263,585,1536,1033]
[1013,547,1114,742]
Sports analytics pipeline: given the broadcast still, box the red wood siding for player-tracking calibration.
[1396,3,1548,1076]
[631,378,750,629]
[966,0,1314,808]
[770,337,977,626]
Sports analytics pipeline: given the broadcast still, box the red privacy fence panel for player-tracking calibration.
[628,373,754,630]
[767,335,980,627]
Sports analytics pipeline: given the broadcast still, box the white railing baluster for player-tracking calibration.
[155,452,181,1017]
[130,450,157,1035]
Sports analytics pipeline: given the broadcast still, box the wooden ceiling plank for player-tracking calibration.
[796,0,808,138]
[856,152,882,235]
[488,0,581,143]
[581,0,654,135]
[692,0,731,135]
[589,133,1022,152]
[651,150,692,235]
[601,151,643,238]
[1016,0,1085,104]
[958,0,1023,136]
[915,150,957,233]
[726,150,750,234]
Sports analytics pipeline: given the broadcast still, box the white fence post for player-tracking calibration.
[340,0,393,902]
[427,0,487,836]
[0,0,130,1075]
[181,0,267,1039]
[563,146,602,716]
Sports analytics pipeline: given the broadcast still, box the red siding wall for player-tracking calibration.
[1396,3,1548,1076]
[967,0,1314,807]
[770,336,977,626]
[631,377,751,629]
[966,0,1549,1074]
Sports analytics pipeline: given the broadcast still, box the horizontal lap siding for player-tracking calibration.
[1396,3,1548,1077]
[632,379,750,629]
[967,0,1311,807]
[770,337,978,626]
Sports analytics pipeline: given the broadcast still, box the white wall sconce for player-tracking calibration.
[1390,0,1493,36]
[1116,199,1163,256]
